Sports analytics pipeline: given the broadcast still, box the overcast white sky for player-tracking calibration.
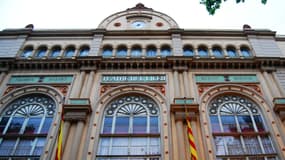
[0,0,285,34]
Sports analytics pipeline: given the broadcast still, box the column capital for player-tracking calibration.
[63,98,92,122]
[171,97,199,120]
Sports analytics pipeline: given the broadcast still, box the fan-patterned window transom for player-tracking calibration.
[209,95,278,160]
[0,94,56,159]
[97,95,161,159]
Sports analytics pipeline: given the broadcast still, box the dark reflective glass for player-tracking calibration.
[133,117,147,133]
[103,117,113,133]
[7,117,24,134]
[115,117,129,133]
[221,116,237,132]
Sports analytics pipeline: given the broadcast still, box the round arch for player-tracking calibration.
[199,84,283,160]
[85,84,171,160]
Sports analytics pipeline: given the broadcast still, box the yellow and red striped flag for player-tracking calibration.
[186,116,198,160]
[55,118,63,160]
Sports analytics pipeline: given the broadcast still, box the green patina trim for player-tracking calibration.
[9,75,73,84]
[174,99,193,104]
[195,75,258,83]
[274,98,285,104]
[69,99,89,105]
[102,75,166,83]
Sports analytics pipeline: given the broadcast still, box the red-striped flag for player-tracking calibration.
[55,118,63,160]
[186,116,198,160]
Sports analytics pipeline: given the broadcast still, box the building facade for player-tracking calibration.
[0,3,285,160]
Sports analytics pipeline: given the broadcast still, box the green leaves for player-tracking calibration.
[200,0,267,15]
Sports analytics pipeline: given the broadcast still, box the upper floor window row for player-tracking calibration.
[101,45,172,58]
[20,45,90,58]
[183,45,253,58]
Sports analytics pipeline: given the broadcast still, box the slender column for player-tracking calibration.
[193,47,198,57]
[175,120,186,160]
[72,71,86,98]
[62,121,71,151]
[142,47,146,57]
[127,47,131,57]
[272,72,285,96]
[183,70,190,97]
[208,47,213,57]
[173,70,181,97]
[157,47,161,56]
[112,47,117,57]
[69,121,85,160]
[263,71,278,97]
[74,47,80,56]
[0,72,7,86]
[83,71,95,98]
[237,48,242,57]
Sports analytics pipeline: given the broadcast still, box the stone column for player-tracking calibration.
[62,121,71,150]
[263,71,278,97]
[183,70,190,97]
[175,119,186,160]
[69,121,85,160]
[75,71,86,98]
[272,72,285,96]
[173,70,180,97]
[0,72,7,86]
[83,71,95,98]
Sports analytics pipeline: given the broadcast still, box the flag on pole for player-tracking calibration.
[186,116,198,160]
[55,118,63,160]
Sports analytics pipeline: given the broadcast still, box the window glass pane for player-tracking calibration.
[79,48,89,56]
[50,49,60,57]
[33,138,45,156]
[0,117,9,133]
[14,138,33,155]
[115,117,129,133]
[198,48,208,57]
[224,136,243,155]
[40,117,53,134]
[254,115,265,132]
[210,115,221,132]
[24,117,41,134]
[0,139,16,155]
[117,49,127,57]
[7,117,25,134]
[161,49,170,57]
[227,49,237,57]
[150,116,159,133]
[261,136,275,154]
[102,117,113,133]
[98,138,110,155]
[213,49,223,57]
[35,49,46,57]
[221,116,237,133]
[149,138,160,155]
[64,49,75,57]
[21,48,33,58]
[238,115,254,132]
[130,137,147,155]
[131,48,142,57]
[241,48,251,57]
[183,49,193,56]
[133,117,147,133]
[244,136,262,154]
[102,49,113,57]
[111,138,128,155]
[146,49,156,57]
[214,136,226,155]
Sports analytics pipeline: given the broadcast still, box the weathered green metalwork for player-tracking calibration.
[195,75,258,83]
[9,75,73,84]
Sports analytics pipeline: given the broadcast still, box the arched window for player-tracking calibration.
[64,46,75,57]
[79,46,90,57]
[131,46,142,57]
[146,45,157,57]
[227,46,238,58]
[212,46,223,58]
[116,45,127,57]
[209,95,278,159]
[198,46,208,57]
[21,46,33,58]
[97,95,161,159]
[35,46,47,58]
[161,45,171,57]
[183,45,194,56]
[50,46,61,57]
[0,94,56,159]
[240,46,252,57]
[102,45,113,58]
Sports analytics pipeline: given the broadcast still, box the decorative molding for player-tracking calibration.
[171,98,199,120]
[273,97,285,120]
